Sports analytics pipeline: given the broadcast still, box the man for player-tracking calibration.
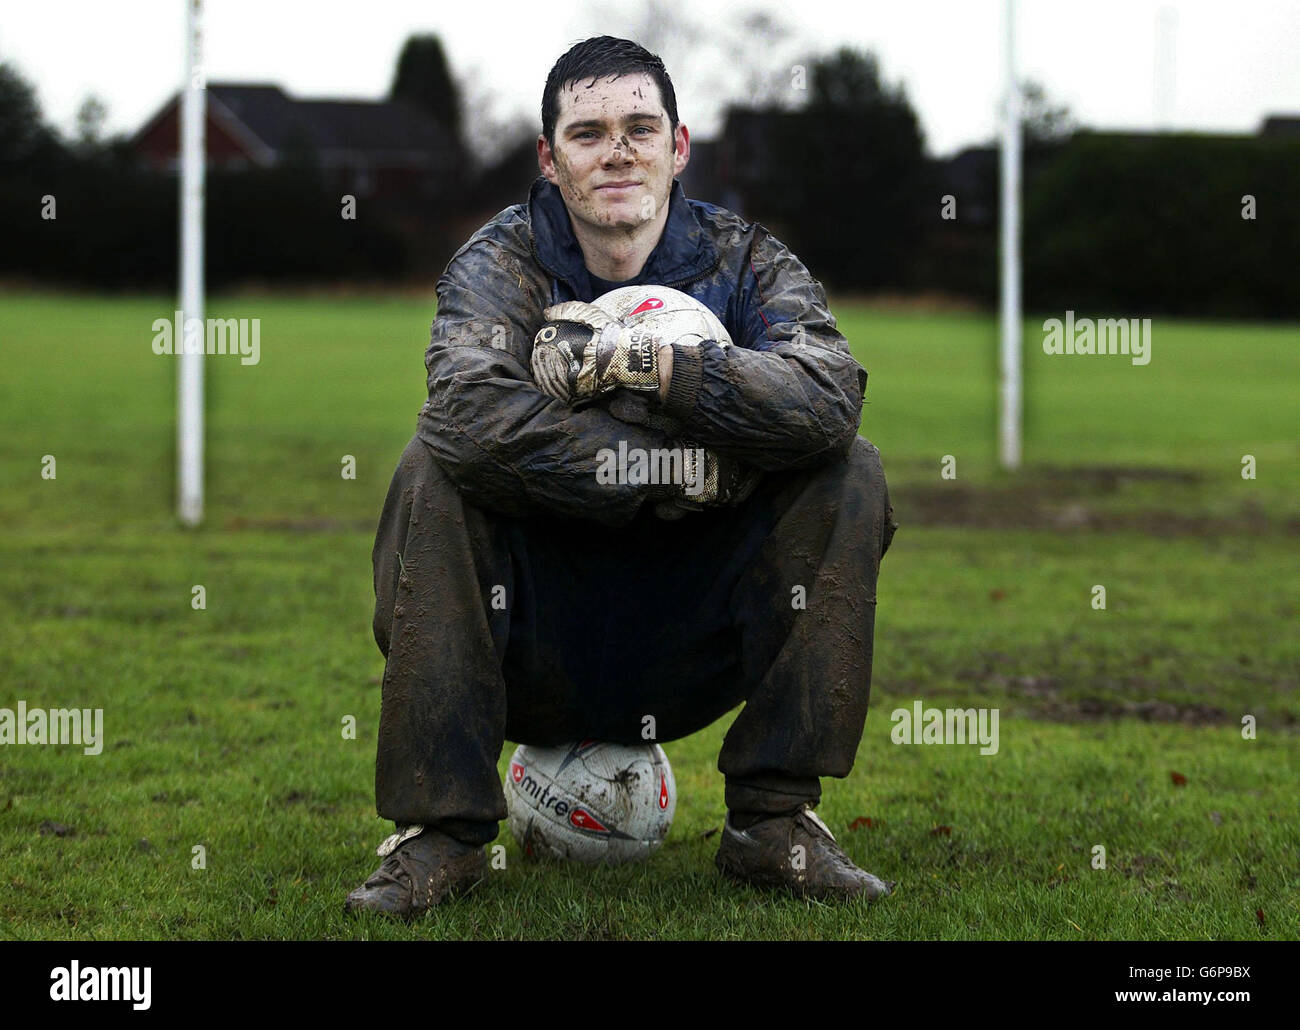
[345,36,897,918]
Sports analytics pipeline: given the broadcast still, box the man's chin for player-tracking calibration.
[592,192,649,220]
[592,209,647,230]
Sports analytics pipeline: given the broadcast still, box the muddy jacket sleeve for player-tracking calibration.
[659,230,868,472]
[416,232,676,526]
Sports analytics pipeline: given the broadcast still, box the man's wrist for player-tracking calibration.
[656,343,673,401]
[659,342,704,420]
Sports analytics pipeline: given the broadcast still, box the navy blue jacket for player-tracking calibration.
[418,175,868,525]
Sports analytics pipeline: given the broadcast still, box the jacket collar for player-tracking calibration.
[527,176,718,297]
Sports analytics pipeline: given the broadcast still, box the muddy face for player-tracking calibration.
[538,72,687,236]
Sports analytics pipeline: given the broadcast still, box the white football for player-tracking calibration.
[505,740,677,865]
[594,284,732,348]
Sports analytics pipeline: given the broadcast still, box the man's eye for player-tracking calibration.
[633,126,653,135]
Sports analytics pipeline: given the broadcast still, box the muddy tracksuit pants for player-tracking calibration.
[369,434,897,846]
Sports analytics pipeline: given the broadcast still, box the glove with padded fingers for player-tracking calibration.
[531,300,662,405]
[654,442,762,519]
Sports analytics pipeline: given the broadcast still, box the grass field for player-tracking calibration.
[0,291,1296,940]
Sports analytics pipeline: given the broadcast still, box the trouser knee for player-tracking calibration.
[371,435,470,658]
[843,435,897,561]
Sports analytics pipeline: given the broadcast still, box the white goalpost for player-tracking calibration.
[178,0,206,525]
[999,0,1022,471]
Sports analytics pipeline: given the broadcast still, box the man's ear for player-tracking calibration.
[673,123,690,177]
[537,134,559,184]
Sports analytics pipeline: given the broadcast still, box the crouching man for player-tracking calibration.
[345,36,897,918]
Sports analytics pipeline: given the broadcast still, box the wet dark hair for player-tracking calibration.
[541,36,679,149]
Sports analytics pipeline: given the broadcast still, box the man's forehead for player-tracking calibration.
[557,72,664,121]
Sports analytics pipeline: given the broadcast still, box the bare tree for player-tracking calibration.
[1020,80,1076,145]
[571,1,812,136]
[458,60,539,170]
[75,94,108,149]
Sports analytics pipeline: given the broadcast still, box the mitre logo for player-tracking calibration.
[510,762,524,783]
[630,297,664,315]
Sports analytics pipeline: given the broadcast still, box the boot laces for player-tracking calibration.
[369,848,423,891]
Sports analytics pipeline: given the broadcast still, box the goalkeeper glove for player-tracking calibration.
[654,443,762,519]
[531,300,662,404]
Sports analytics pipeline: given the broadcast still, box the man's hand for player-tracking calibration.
[654,443,762,519]
[531,301,663,405]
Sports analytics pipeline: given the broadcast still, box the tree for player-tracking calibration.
[75,94,108,148]
[576,0,813,136]
[0,60,55,169]
[808,48,899,110]
[748,47,929,292]
[1020,80,1075,147]
[390,34,462,144]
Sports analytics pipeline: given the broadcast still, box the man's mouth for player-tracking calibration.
[597,181,641,192]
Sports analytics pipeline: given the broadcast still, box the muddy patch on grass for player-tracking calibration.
[896,465,1294,535]
[885,669,1298,728]
[1022,698,1238,726]
[989,672,1294,727]
[997,691,1297,728]
[280,790,337,815]
[1037,465,1203,488]
[224,516,371,533]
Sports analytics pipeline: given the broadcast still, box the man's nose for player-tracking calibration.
[603,135,634,163]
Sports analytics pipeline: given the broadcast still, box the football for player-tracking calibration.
[505,740,677,865]
[594,284,732,349]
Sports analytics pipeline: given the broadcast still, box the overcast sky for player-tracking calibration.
[3,0,1298,159]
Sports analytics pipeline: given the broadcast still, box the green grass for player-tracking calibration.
[0,291,1297,939]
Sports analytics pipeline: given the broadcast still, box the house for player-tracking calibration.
[1259,115,1300,139]
[131,83,462,208]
